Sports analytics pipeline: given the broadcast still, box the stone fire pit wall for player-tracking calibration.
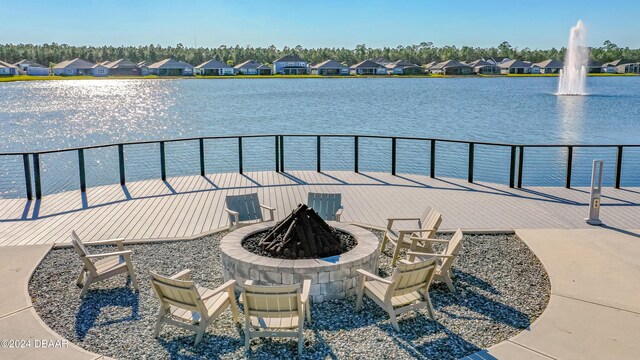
[220,221,380,302]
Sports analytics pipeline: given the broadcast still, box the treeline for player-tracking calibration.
[1,41,638,67]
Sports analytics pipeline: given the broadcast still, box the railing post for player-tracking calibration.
[33,153,42,199]
[238,137,243,174]
[430,140,436,178]
[565,146,573,188]
[160,141,166,181]
[279,136,284,172]
[275,136,280,172]
[78,149,86,192]
[316,135,321,172]
[391,137,397,175]
[22,154,33,200]
[509,146,516,188]
[615,145,623,189]
[354,136,359,173]
[517,146,524,188]
[118,144,125,185]
[468,142,474,183]
[199,138,205,177]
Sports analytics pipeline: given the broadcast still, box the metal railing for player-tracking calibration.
[0,134,637,200]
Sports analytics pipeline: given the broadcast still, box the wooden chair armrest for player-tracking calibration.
[170,269,192,280]
[225,207,239,216]
[408,236,449,243]
[386,217,420,230]
[259,204,276,211]
[356,269,393,284]
[87,238,126,245]
[84,250,132,259]
[201,280,237,300]
[300,279,311,303]
[398,228,437,235]
[407,251,455,259]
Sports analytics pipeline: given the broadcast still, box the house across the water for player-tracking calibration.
[533,59,564,74]
[273,54,308,75]
[103,59,141,76]
[310,60,350,75]
[499,60,532,74]
[429,60,472,75]
[466,60,500,74]
[53,58,108,76]
[147,59,194,76]
[234,60,272,75]
[14,60,49,75]
[0,60,20,75]
[385,60,422,75]
[195,60,235,76]
[350,59,387,75]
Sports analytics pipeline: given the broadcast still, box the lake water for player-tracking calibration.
[1,77,639,198]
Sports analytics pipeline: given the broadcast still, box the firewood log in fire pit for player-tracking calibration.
[259,203,343,259]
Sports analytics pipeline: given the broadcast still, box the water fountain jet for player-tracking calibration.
[558,20,589,95]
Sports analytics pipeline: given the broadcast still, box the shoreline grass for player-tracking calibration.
[1,73,637,83]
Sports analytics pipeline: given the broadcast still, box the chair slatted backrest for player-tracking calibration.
[440,229,464,273]
[226,193,263,222]
[242,283,301,320]
[387,258,437,301]
[71,231,99,277]
[420,207,442,238]
[307,192,342,221]
[149,271,205,316]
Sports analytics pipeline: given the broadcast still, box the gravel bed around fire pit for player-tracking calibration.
[29,230,550,360]
[242,229,357,259]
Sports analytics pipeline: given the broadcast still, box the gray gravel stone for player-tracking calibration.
[29,230,550,359]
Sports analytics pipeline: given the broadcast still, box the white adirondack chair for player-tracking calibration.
[408,228,464,293]
[225,193,275,231]
[355,257,437,331]
[241,279,311,355]
[380,207,443,267]
[150,269,239,345]
[71,230,139,297]
[307,192,343,221]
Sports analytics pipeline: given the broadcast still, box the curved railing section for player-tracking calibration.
[0,134,638,200]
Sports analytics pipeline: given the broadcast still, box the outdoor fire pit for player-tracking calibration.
[220,206,379,302]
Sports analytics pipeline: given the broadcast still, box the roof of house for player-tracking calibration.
[138,60,150,67]
[148,58,194,69]
[533,59,564,68]
[350,59,386,69]
[195,59,233,69]
[14,59,47,68]
[274,54,306,63]
[105,59,139,69]
[234,60,261,69]
[467,59,494,67]
[312,60,349,69]
[385,59,419,69]
[489,56,511,63]
[257,64,272,70]
[422,61,437,69]
[53,58,96,69]
[499,59,531,68]
[0,60,19,69]
[603,59,633,67]
[371,58,391,65]
[430,60,471,70]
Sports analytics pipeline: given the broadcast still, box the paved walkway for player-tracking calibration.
[1,171,639,246]
[0,245,108,360]
[467,228,640,360]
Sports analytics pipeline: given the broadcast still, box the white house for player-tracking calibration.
[147,59,194,76]
[429,60,472,75]
[195,59,235,76]
[14,60,49,75]
[532,59,564,74]
[499,60,532,74]
[273,54,308,75]
[0,60,19,75]
[310,60,350,75]
[53,58,107,76]
[234,60,272,75]
[385,60,422,75]
[466,60,500,74]
[350,59,387,75]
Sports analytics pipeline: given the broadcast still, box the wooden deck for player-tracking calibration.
[0,171,639,246]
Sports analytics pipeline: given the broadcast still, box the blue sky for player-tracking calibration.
[2,0,639,49]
